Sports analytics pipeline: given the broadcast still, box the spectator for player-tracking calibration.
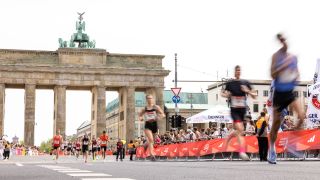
[127,140,135,161]
[155,134,161,144]
[186,129,195,141]
[219,124,228,138]
[3,141,11,160]
[0,138,4,160]
[256,112,268,161]
[245,116,256,136]
[177,129,187,142]
[193,127,201,140]
[200,129,208,140]
[116,139,123,161]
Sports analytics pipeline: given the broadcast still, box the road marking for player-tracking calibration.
[38,165,69,169]
[15,163,23,167]
[82,179,135,180]
[67,173,112,177]
[59,170,92,173]
[53,168,81,171]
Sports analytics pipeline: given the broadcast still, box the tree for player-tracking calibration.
[39,139,52,153]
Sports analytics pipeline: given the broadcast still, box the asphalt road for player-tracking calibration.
[0,155,319,180]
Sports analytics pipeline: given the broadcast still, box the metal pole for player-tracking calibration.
[175,53,178,116]
[175,53,177,88]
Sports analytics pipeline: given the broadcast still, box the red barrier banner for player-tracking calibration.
[136,129,320,158]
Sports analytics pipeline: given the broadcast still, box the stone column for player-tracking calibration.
[120,87,135,144]
[155,87,166,134]
[24,84,36,146]
[54,86,66,139]
[91,86,106,139]
[0,84,5,137]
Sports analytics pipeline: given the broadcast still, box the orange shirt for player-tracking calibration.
[100,135,108,146]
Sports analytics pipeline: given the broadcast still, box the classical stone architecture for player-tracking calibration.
[0,48,169,146]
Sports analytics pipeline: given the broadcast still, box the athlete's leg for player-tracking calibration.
[144,129,155,156]
[270,109,281,149]
[289,99,305,129]
[233,122,245,152]
[268,108,281,164]
[56,147,59,160]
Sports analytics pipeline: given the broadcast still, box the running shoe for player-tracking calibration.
[150,155,156,161]
[239,152,249,161]
[267,149,277,164]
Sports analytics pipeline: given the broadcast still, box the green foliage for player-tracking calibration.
[39,138,52,153]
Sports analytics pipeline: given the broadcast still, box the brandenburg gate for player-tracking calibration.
[0,13,169,146]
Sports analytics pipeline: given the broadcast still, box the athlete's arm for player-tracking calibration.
[241,85,257,99]
[220,90,231,98]
[271,54,278,79]
[155,105,166,119]
[138,108,145,121]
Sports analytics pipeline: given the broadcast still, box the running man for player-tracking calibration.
[96,137,101,160]
[268,33,305,164]
[138,94,166,161]
[82,134,90,163]
[99,130,109,161]
[91,136,98,161]
[221,65,257,160]
[52,130,63,162]
[75,138,81,159]
[67,140,72,156]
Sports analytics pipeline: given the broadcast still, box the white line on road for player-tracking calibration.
[38,165,68,169]
[52,168,81,171]
[15,163,23,167]
[59,170,92,173]
[82,179,135,180]
[67,173,112,177]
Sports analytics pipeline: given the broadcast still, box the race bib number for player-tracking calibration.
[83,141,88,145]
[101,141,107,144]
[145,113,157,121]
[53,140,60,145]
[231,96,246,108]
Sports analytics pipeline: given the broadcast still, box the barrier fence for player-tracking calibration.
[136,129,320,159]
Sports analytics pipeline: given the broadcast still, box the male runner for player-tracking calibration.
[52,130,63,162]
[82,134,90,163]
[91,136,98,161]
[268,33,305,164]
[75,138,81,159]
[99,131,109,161]
[221,65,257,160]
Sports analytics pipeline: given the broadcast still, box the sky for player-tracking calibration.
[0,0,319,145]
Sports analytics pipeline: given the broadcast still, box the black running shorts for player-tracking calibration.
[101,146,107,152]
[82,145,88,153]
[145,121,158,134]
[230,108,246,123]
[273,90,295,112]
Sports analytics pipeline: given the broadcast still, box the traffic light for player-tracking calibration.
[170,115,176,128]
[176,115,182,128]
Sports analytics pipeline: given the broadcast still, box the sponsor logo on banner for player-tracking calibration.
[307,135,315,143]
[279,138,288,150]
[312,94,320,109]
[203,144,209,152]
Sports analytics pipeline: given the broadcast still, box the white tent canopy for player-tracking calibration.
[186,105,232,124]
